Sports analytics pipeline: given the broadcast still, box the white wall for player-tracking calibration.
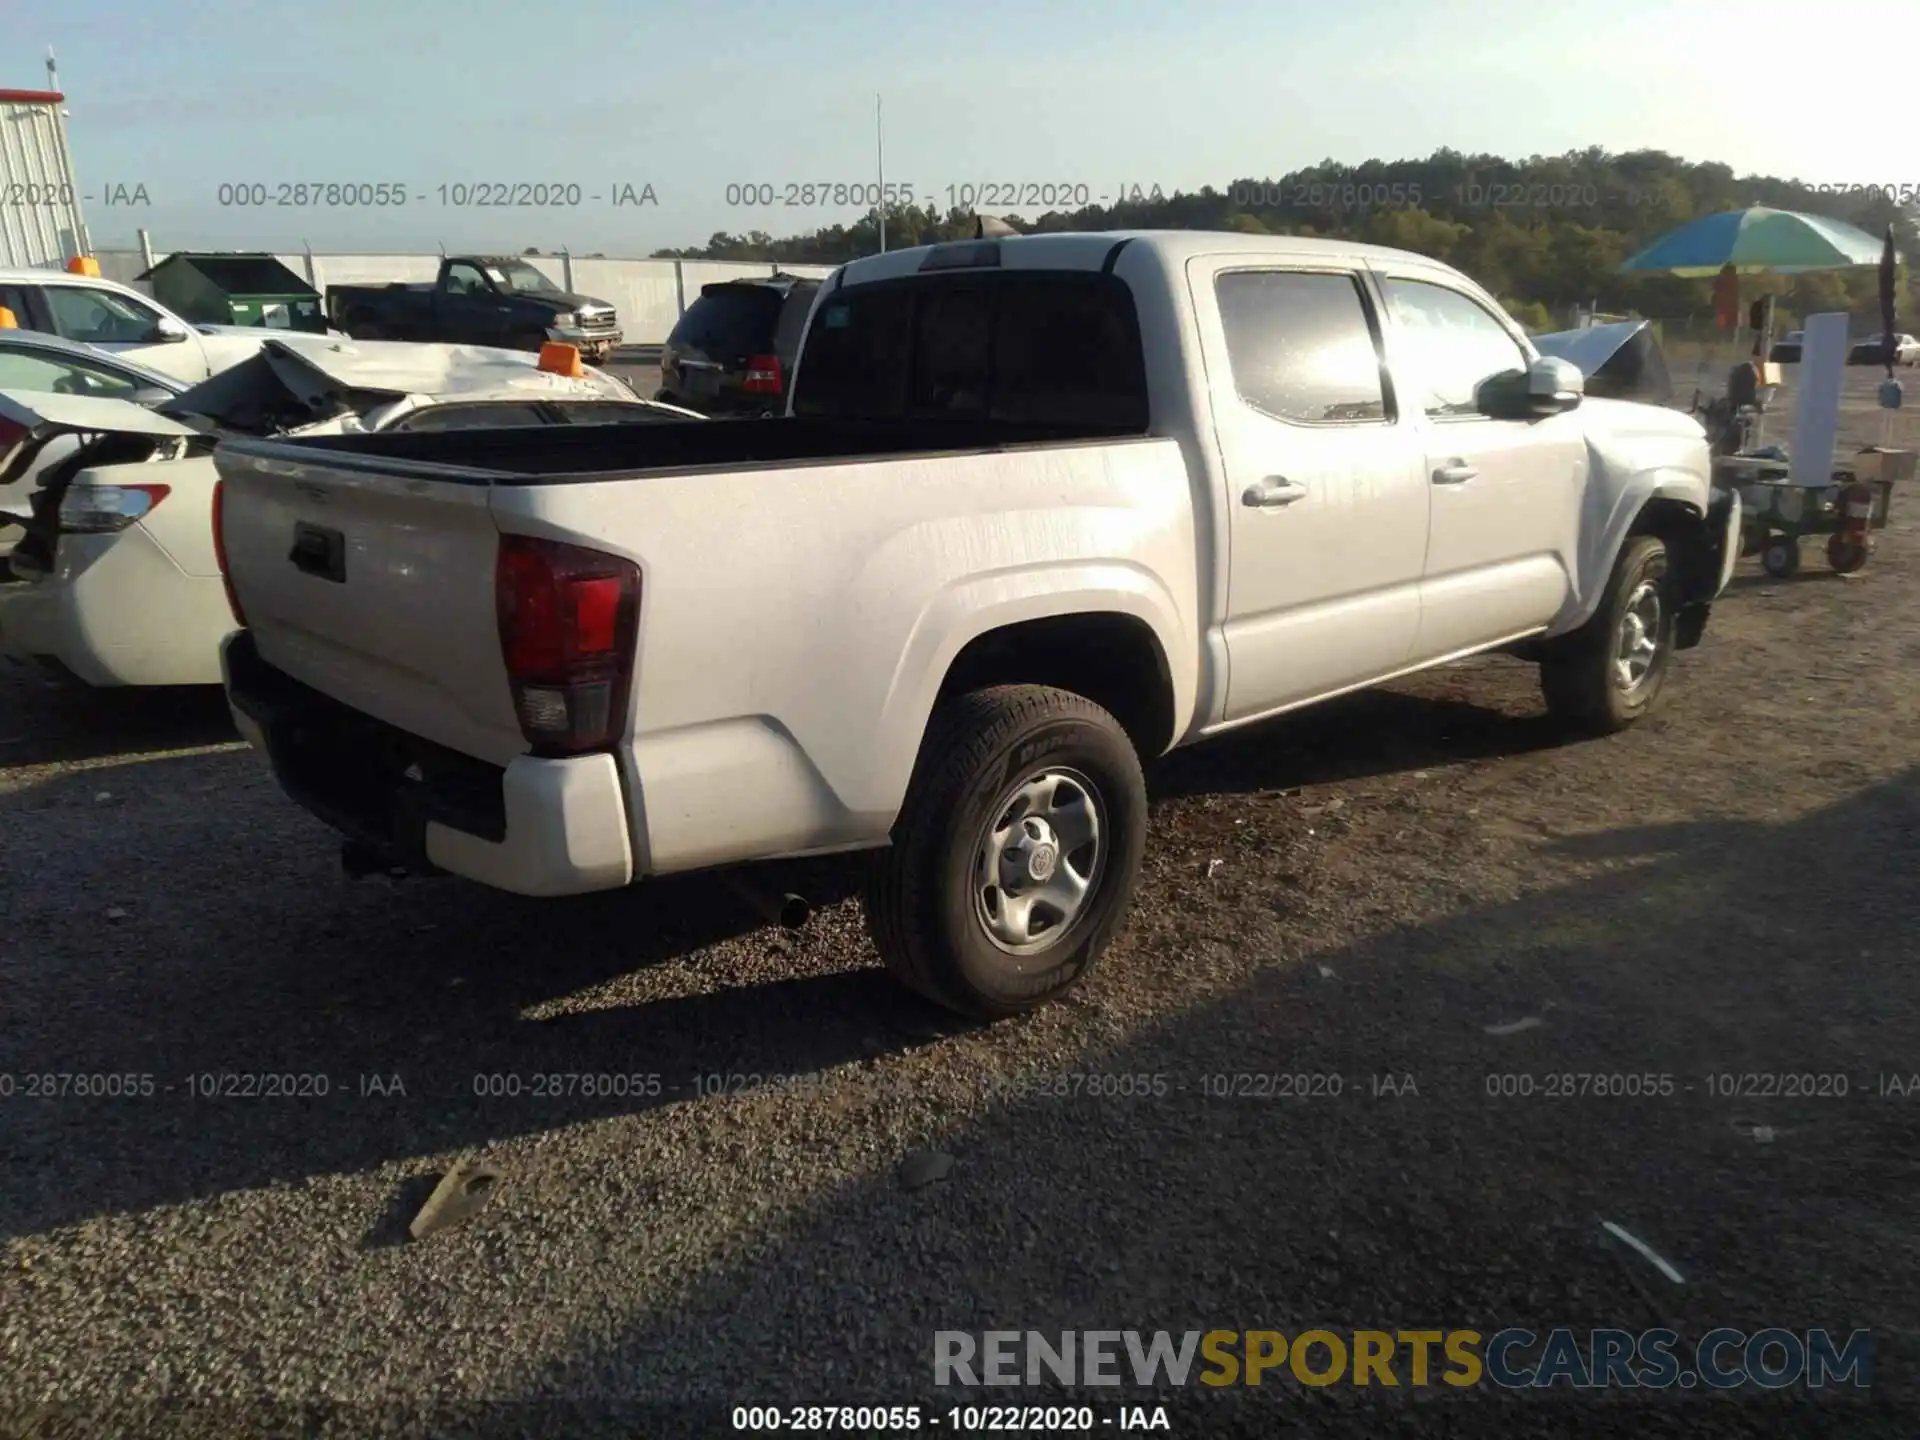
[86,248,839,345]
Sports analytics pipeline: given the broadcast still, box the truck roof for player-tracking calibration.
[829,229,1456,290]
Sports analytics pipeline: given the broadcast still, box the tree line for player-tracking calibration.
[653,148,1918,330]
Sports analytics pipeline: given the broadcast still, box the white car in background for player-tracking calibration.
[0,335,701,687]
[0,266,291,383]
[0,330,188,556]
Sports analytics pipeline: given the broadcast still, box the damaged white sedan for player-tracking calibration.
[0,336,700,687]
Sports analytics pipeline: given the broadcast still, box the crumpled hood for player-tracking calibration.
[157,335,637,434]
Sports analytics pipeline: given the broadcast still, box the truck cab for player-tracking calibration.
[326,257,622,363]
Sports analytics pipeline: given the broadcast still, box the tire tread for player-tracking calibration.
[865,684,1137,1016]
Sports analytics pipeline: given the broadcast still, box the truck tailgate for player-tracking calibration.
[214,441,526,766]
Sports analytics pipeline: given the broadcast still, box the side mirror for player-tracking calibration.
[150,316,192,344]
[130,386,175,407]
[1477,357,1583,419]
[1525,355,1584,414]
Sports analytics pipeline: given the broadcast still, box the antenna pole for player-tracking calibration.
[875,94,886,255]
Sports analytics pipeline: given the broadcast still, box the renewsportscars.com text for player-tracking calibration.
[933,1328,1872,1391]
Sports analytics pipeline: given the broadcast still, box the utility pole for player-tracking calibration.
[875,93,886,255]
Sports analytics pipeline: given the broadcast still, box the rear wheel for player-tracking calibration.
[1827,534,1870,573]
[1540,534,1676,735]
[344,310,385,340]
[863,685,1148,1020]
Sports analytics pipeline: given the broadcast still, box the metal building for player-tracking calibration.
[1,87,90,269]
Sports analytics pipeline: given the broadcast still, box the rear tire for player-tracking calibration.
[344,310,385,341]
[1540,534,1676,735]
[1826,534,1870,573]
[511,328,548,353]
[863,685,1148,1020]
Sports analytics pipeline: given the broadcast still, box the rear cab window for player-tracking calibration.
[791,271,1149,431]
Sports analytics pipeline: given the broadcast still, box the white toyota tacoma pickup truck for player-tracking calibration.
[215,231,1739,1019]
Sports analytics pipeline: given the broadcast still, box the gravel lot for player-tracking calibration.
[2,368,1918,1438]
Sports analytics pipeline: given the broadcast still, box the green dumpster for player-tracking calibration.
[136,253,327,333]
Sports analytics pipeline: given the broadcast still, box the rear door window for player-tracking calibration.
[1214,270,1390,424]
[792,272,1147,429]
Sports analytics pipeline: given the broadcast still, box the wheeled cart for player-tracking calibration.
[1718,449,1909,578]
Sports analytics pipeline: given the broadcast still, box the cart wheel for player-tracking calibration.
[1826,534,1871,574]
[1761,535,1801,578]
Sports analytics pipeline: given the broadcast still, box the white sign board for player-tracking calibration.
[1791,312,1850,486]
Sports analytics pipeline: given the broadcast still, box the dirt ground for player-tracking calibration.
[1,366,1918,1437]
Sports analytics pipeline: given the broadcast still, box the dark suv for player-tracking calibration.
[657,275,820,416]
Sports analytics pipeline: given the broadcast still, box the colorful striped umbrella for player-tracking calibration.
[1620,206,1888,276]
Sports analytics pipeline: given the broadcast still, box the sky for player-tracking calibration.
[11,0,1914,257]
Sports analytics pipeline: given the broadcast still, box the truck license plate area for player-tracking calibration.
[289,522,347,583]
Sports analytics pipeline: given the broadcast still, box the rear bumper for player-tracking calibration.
[0,529,228,687]
[222,630,633,896]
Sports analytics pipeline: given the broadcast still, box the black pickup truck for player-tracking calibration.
[326,256,622,363]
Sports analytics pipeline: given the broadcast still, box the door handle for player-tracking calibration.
[1433,460,1478,485]
[1242,475,1308,508]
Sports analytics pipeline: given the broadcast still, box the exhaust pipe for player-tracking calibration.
[724,871,811,931]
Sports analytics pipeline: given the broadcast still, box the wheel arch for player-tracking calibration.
[936,611,1179,759]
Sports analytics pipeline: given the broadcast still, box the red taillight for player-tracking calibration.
[0,416,29,462]
[743,353,783,395]
[495,534,642,756]
[211,479,247,628]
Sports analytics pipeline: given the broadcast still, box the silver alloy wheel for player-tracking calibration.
[974,767,1105,954]
[1613,578,1663,693]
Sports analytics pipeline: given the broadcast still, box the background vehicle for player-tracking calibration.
[327,257,622,363]
[0,338,700,687]
[657,274,819,415]
[215,230,1739,1020]
[1847,331,1919,366]
[0,266,269,382]
[1768,329,1805,363]
[0,330,184,564]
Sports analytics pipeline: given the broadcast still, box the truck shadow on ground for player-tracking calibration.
[466,767,1920,1439]
[0,671,1591,1241]
[1151,675,1564,801]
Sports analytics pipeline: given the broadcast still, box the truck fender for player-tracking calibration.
[1550,467,1713,637]
[862,561,1198,821]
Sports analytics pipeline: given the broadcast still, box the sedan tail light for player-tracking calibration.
[743,353,783,395]
[58,482,170,533]
[495,534,642,756]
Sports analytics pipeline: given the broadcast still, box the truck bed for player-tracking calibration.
[263,413,1151,480]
